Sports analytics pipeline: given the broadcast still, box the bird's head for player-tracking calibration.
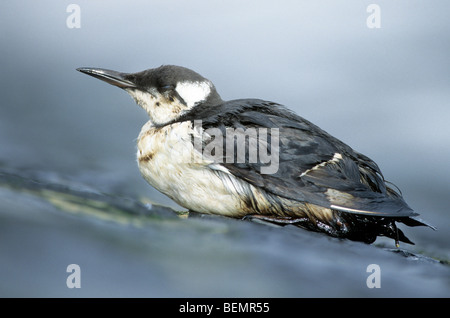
[77,65,222,125]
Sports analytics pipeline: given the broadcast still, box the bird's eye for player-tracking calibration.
[160,85,173,91]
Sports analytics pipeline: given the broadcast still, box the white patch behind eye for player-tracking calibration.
[175,80,212,107]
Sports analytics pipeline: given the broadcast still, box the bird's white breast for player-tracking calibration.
[136,121,247,216]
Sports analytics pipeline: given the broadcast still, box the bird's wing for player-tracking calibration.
[182,99,416,217]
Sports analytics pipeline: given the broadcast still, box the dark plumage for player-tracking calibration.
[173,98,431,244]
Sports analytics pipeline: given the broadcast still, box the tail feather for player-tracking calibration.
[399,216,436,230]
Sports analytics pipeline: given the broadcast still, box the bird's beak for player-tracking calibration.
[76,67,136,89]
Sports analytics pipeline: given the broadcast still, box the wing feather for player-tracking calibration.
[178,99,416,217]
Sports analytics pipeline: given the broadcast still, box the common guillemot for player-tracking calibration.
[77,65,433,246]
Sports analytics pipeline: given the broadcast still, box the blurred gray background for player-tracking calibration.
[0,1,449,297]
